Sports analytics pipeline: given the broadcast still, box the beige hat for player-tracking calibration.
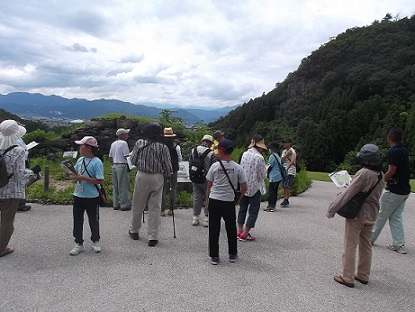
[201,134,214,143]
[75,136,99,148]
[163,127,176,137]
[248,137,267,150]
[116,128,130,136]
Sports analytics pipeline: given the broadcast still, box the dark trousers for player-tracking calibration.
[238,191,261,228]
[208,198,237,257]
[268,181,281,207]
[73,196,100,244]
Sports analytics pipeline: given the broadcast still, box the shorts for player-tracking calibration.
[282,175,294,189]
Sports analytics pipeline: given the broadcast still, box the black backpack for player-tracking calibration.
[189,147,211,183]
[0,145,18,188]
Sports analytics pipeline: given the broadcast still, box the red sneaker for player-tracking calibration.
[238,233,256,242]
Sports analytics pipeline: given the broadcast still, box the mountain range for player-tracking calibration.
[0,92,238,125]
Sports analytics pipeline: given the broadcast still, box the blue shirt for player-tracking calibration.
[268,153,283,183]
[73,156,104,198]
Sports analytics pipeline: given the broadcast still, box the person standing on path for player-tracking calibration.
[206,139,247,265]
[161,127,182,216]
[265,142,284,212]
[109,128,131,211]
[128,122,172,247]
[70,136,104,256]
[0,120,31,257]
[237,135,267,242]
[280,138,296,207]
[371,127,411,254]
[327,144,383,287]
[190,134,216,227]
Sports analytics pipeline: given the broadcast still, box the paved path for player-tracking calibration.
[1,181,414,312]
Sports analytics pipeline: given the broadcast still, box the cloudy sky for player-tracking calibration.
[1,1,413,109]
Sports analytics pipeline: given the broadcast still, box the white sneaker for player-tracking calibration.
[388,244,407,254]
[203,216,209,227]
[92,242,102,253]
[70,244,84,256]
[192,217,199,226]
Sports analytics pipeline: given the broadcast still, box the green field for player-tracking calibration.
[307,171,415,191]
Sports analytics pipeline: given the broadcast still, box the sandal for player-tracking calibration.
[0,246,14,257]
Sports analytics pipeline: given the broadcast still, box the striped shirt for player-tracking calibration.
[130,139,172,175]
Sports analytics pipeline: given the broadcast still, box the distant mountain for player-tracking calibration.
[0,92,237,125]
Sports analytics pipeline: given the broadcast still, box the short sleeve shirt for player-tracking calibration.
[386,144,410,195]
[73,156,104,198]
[206,160,247,202]
[282,147,297,176]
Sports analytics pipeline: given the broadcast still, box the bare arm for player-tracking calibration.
[383,164,397,182]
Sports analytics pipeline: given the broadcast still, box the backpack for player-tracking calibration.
[295,153,301,172]
[0,145,18,188]
[189,147,211,183]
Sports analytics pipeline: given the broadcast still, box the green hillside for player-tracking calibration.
[210,14,415,173]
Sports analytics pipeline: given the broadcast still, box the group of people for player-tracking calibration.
[327,127,411,288]
[1,120,411,280]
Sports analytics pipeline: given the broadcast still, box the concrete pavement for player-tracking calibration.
[1,181,414,312]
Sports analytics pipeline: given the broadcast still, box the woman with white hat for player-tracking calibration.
[0,120,30,257]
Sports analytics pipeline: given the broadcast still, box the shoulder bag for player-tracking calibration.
[337,173,382,219]
[219,160,241,203]
[83,158,108,207]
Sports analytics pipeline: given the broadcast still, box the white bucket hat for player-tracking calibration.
[0,120,20,150]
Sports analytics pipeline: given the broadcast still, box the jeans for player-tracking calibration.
[192,182,208,218]
[111,164,131,209]
[342,219,373,283]
[268,181,281,207]
[208,198,237,257]
[372,191,409,246]
[73,196,100,244]
[238,190,261,228]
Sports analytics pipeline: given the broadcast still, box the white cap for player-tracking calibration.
[75,136,99,147]
[116,128,130,136]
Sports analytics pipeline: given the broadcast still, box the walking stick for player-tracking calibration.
[170,174,176,238]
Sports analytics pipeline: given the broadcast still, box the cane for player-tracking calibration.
[169,174,176,238]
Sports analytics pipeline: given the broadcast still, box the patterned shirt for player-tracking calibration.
[130,139,172,176]
[240,148,267,197]
[0,146,28,199]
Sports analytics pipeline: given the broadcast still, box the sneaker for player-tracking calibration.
[167,210,173,216]
[160,211,166,217]
[237,231,243,239]
[92,242,101,253]
[211,257,219,265]
[388,245,407,254]
[280,200,289,207]
[238,233,256,242]
[70,244,84,256]
[203,216,209,227]
[192,217,199,226]
[229,254,238,263]
[263,206,271,211]
[269,206,275,212]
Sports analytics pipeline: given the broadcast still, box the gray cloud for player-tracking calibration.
[0,0,414,109]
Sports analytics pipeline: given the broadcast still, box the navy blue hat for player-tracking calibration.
[218,139,234,154]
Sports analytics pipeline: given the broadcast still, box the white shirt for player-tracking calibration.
[109,139,130,164]
[282,147,296,176]
[240,148,267,197]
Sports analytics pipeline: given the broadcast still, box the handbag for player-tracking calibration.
[83,158,108,207]
[219,160,241,203]
[337,173,382,219]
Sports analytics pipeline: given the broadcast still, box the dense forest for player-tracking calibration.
[210,14,415,173]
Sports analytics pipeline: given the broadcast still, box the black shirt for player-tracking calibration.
[386,143,411,195]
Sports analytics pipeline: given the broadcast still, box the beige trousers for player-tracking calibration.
[342,219,373,283]
[130,171,164,241]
